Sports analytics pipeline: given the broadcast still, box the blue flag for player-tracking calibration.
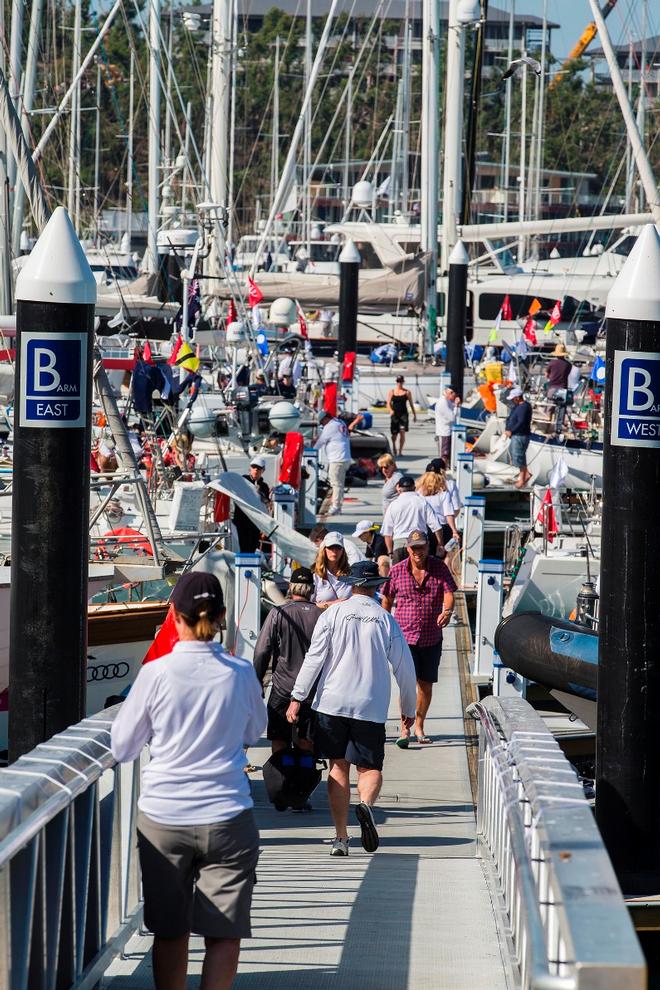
[256,331,269,356]
[591,355,605,384]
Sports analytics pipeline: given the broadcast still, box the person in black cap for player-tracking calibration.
[287,560,416,857]
[254,567,322,756]
[111,571,266,990]
[386,375,417,457]
[381,474,443,557]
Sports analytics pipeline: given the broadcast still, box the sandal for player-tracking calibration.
[415,735,433,745]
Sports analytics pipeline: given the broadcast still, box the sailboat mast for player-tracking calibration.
[164,2,174,168]
[635,0,647,212]
[126,49,134,253]
[441,0,466,273]
[270,35,280,210]
[67,0,82,232]
[343,70,352,210]
[94,60,102,244]
[502,0,514,222]
[304,0,312,251]
[400,15,411,218]
[421,0,439,353]
[209,0,231,274]
[517,36,527,263]
[11,0,43,255]
[227,0,237,246]
[7,0,24,201]
[147,0,161,274]
[533,0,548,225]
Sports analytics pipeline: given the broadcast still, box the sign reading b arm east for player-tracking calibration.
[611,350,660,449]
[19,332,88,429]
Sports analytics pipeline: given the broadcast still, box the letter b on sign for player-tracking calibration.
[19,331,88,429]
[611,350,660,448]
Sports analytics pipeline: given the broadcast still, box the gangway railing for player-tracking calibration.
[470,696,645,989]
[0,707,142,990]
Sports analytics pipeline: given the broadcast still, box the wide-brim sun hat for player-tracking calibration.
[345,560,387,588]
[552,343,568,356]
[352,520,375,538]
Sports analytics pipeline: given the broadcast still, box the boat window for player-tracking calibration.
[395,241,421,255]
[353,241,383,269]
[611,235,636,257]
[309,243,341,263]
[478,293,556,321]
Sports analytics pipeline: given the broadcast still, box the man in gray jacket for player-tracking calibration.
[254,567,322,754]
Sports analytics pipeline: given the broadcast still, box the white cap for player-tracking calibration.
[321,531,345,549]
[16,206,97,305]
[508,387,523,399]
[339,239,361,264]
[352,520,374,538]
[250,455,266,469]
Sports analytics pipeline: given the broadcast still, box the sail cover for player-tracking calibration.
[207,472,317,566]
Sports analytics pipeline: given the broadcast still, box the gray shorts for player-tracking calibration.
[137,808,260,939]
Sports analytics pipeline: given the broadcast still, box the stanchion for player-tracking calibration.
[9,208,96,761]
[596,223,660,892]
[473,559,504,679]
[233,552,262,661]
[299,447,319,529]
[450,423,467,474]
[461,494,485,589]
[456,451,474,502]
[271,484,297,574]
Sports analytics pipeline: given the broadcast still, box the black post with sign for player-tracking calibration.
[596,223,660,892]
[8,207,96,761]
[445,240,468,399]
[338,239,360,363]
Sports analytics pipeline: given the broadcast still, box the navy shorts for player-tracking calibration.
[409,641,443,683]
[267,693,313,743]
[313,712,386,771]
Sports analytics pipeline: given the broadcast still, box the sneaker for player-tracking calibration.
[330,837,350,857]
[355,802,379,852]
[327,505,341,516]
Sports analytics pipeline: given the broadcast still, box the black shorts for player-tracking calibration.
[409,641,443,683]
[267,693,313,743]
[391,413,409,436]
[313,712,386,771]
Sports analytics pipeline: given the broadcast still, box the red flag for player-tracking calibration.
[523,316,537,345]
[536,488,558,543]
[247,277,264,309]
[226,299,238,328]
[549,299,562,324]
[143,340,154,364]
[323,382,338,417]
[142,609,179,664]
[279,432,304,489]
[296,301,308,339]
[342,351,357,383]
[501,295,512,321]
[168,335,183,365]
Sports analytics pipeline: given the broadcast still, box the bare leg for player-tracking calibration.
[399,429,406,455]
[356,767,382,806]
[327,759,351,839]
[153,934,189,990]
[415,680,433,738]
[200,937,241,990]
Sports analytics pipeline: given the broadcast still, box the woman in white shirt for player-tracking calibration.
[313,531,353,608]
[416,471,461,546]
[111,571,266,990]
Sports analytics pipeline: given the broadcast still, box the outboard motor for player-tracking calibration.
[550,387,574,435]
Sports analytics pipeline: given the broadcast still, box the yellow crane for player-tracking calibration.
[548,0,619,90]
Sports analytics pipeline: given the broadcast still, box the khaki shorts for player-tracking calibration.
[137,808,260,939]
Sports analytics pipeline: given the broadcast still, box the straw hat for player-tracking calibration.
[551,343,568,357]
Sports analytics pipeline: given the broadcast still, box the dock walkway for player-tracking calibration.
[103,412,512,989]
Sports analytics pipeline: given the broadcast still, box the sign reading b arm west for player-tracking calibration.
[611,350,660,448]
[19,332,88,429]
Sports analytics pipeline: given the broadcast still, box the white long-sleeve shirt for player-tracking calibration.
[315,417,352,463]
[435,395,459,437]
[111,641,267,825]
[423,491,456,527]
[381,491,440,541]
[291,594,417,722]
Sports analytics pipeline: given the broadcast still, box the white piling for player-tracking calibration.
[456,451,474,502]
[450,423,467,474]
[461,494,485,588]
[233,552,262,661]
[299,447,318,529]
[473,559,504,679]
[271,483,297,573]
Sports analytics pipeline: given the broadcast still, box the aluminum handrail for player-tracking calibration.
[0,706,142,990]
[470,697,646,989]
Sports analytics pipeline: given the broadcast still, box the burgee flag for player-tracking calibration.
[248,276,264,308]
[502,295,512,321]
[544,299,562,334]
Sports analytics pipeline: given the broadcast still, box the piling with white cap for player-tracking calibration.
[445,239,469,399]
[299,447,319,529]
[9,207,96,760]
[233,552,262,661]
[338,239,360,363]
[596,223,660,892]
[461,493,485,589]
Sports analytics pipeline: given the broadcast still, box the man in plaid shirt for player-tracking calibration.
[381,530,456,746]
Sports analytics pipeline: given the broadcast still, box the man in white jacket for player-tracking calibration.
[315,410,352,516]
[434,384,461,461]
[287,560,416,857]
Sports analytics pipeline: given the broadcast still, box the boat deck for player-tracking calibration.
[102,410,513,990]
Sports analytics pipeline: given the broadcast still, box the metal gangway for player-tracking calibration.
[0,678,645,990]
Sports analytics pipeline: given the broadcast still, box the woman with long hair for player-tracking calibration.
[313,531,352,608]
[416,471,461,547]
[111,572,266,990]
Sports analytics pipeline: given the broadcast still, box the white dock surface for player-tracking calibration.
[103,413,512,989]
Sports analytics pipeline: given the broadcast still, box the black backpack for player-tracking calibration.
[262,744,325,811]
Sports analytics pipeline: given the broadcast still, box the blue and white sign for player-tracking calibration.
[611,350,660,448]
[19,332,88,429]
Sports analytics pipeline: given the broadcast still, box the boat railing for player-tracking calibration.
[0,707,143,990]
[469,695,645,989]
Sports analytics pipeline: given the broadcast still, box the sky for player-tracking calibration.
[512,0,659,61]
